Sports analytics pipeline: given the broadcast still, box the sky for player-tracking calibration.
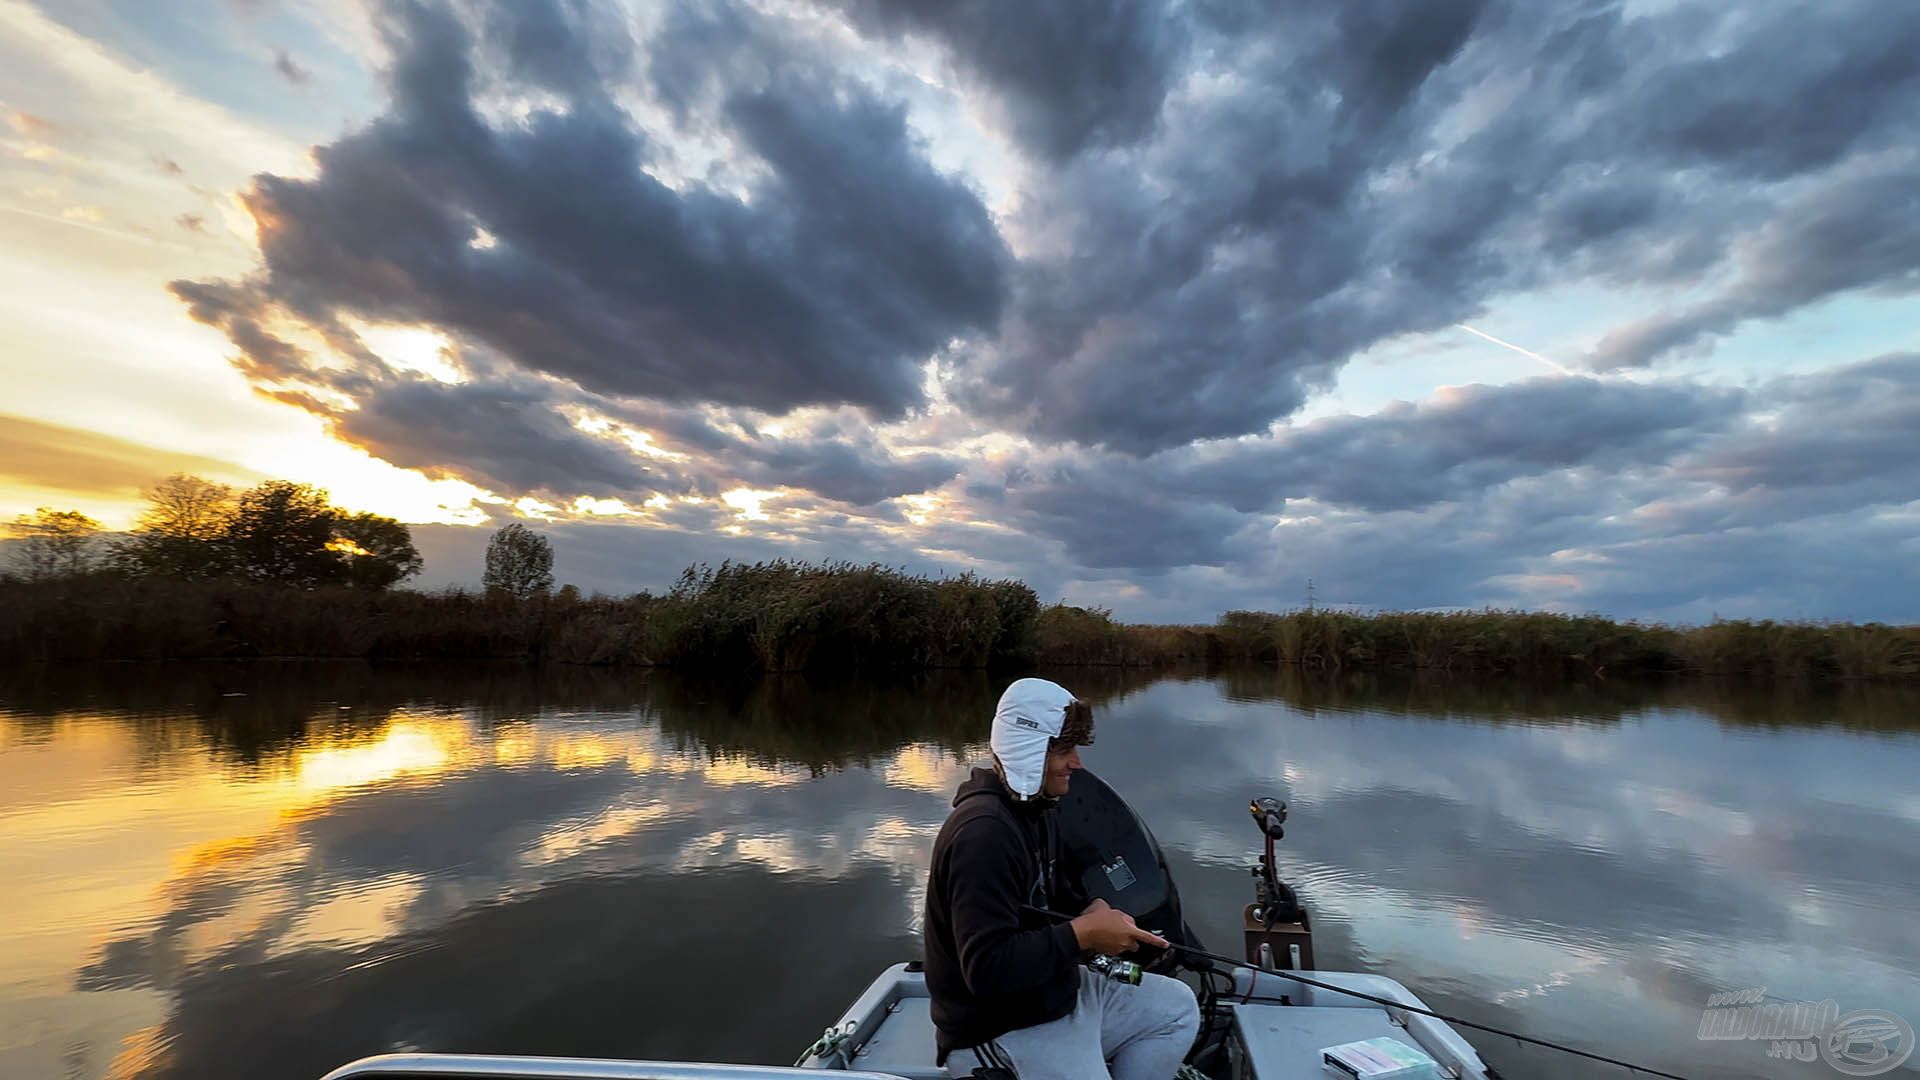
[2,0,1917,623]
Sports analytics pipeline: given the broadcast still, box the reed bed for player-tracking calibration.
[1,568,1913,681]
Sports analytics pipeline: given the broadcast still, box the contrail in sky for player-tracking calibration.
[0,203,196,251]
[1454,323,1572,375]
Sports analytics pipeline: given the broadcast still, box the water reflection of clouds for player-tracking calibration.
[1090,677,1920,1072]
[295,721,456,792]
[883,743,977,795]
[60,707,966,976]
[5,669,1917,1080]
[1,698,975,1080]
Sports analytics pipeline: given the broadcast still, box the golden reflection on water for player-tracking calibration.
[294,721,457,792]
[0,701,845,1080]
[883,743,974,795]
[7,667,1911,1080]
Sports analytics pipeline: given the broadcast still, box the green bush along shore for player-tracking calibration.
[0,562,1914,681]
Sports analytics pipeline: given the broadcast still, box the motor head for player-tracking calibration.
[1249,796,1287,840]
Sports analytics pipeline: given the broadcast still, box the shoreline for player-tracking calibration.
[1,570,1914,682]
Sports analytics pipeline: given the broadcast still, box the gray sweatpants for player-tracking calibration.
[946,969,1201,1079]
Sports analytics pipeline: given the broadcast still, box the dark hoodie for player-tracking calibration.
[924,767,1089,1056]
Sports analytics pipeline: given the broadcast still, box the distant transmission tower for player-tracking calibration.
[1305,577,1316,613]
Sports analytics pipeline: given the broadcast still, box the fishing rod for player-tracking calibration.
[1026,904,1693,1080]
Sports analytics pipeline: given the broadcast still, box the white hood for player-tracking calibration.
[990,677,1077,799]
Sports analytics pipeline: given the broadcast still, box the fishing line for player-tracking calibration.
[1026,905,1693,1080]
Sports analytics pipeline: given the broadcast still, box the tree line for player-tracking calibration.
[4,474,557,596]
[6,482,1912,681]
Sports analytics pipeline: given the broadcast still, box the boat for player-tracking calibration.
[319,772,1500,1080]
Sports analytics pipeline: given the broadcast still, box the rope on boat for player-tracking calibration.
[794,1020,857,1068]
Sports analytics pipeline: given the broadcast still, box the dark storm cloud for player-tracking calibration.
[958,377,1734,579]
[728,429,961,507]
[1171,376,1744,513]
[1540,512,1920,625]
[169,278,313,384]
[171,272,670,498]
[952,0,1920,450]
[172,281,960,505]
[284,365,958,506]
[955,358,1915,619]
[835,0,1183,161]
[1183,359,1920,621]
[165,0,1006,508]
[161,0,1920,622]
[1231,478,1613,613]
[481,0,633,97]
[951,0,1503,450]
[174,0,1005,421]
[328,376,668,497]
[1634,353,1920,539]
[1598,1,1920,181]
[1688,354,1920,497]
[1006,476,1249,571]
[1591,157,1920,368]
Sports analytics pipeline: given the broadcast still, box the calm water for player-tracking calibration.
[2,664,1917,1080]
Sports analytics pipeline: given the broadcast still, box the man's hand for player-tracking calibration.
[1081,898,1110,916]
[1070,904,1168,955]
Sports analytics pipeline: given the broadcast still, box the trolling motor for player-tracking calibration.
[1244,795,1315,971]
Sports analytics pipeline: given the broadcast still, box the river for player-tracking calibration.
[1,664,1916,1080]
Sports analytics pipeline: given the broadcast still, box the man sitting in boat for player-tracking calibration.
[924,677,1200,1078]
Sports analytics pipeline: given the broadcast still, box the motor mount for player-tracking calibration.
[1245,793,1314,971]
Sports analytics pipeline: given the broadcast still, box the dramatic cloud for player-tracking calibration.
[1591,158,1920,368]
[153,0,1920,621]
[724,428,962,508]
[1164,376,1745,514]
[1667,353,1920,527]
[178,0,1004,421]
[327,376,668,498]
[1693,355,1920,496]
[951,0,1920,449]
[836,0,1183,161]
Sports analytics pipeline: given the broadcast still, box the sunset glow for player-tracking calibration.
[2,0,1916,622]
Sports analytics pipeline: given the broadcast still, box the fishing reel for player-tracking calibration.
[1087,954,1144,985]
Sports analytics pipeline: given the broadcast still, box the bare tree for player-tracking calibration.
[139,473,234,539]
[118,473,236,577]
[483,523,554,598]
[7,508,103,580]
